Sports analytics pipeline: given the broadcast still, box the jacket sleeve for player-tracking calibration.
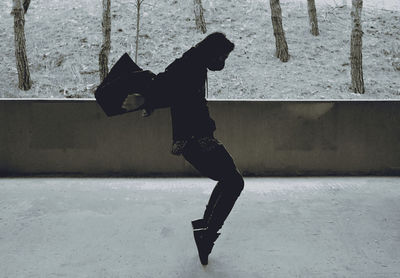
[143,47,206,111]
[143,69,177,110]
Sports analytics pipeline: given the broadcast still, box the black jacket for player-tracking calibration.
[144,47,216,142]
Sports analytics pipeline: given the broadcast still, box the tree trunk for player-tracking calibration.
[135,0,142,63]
[307,0,319,36]
[11,0,32,90]
[194,0,207,34]
[350,0,364,94]
[23,0,31,13]
[99,0,111,82]
[269,0,289,62]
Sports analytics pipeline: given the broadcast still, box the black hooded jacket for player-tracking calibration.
[145,47,215,141]
[143,33,234,153]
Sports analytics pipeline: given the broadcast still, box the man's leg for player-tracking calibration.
[203,169,244,234]
[203,181,224,222]
[183,141,244,229]
[183,141,244,227]
[183,140,244,264]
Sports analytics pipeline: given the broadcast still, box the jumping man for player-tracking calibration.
[122,32,244,265]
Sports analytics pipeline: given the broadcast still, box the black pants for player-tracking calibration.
[182,140,244,233]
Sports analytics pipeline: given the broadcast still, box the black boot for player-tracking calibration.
[191,219,220,265]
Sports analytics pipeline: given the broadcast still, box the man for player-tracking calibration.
[122,32,244,266]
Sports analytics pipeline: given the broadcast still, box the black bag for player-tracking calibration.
[95,53,155,116]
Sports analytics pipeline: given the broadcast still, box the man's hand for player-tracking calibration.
[122,93,145,112]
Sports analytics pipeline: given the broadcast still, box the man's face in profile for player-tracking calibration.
[207,53,229,71]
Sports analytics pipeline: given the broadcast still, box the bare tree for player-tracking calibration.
[350,0,364,94]
[135,0,145,63]
[269,0,289,62]
[99,0,111,82]
[11,0,32,90]
[307,0,319,36]
[194,0,207,34]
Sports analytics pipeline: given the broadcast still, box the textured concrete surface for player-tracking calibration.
[0,177,399,277]
[1,100,400,176]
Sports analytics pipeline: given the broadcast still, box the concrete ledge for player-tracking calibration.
[1,99,400,176]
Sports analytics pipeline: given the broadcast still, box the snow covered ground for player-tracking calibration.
[1,177,399,277]
[0,0,399,99]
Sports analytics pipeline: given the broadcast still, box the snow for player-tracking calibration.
[1,177,400,277]
[0,0,399,99]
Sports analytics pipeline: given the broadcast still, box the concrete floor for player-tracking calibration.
[0,177,399,278]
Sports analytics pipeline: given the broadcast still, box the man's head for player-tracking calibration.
[195,32,235,71]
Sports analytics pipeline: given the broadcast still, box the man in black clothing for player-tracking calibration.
[122,32,244,265]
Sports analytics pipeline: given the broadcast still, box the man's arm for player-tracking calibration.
[123,47,205,114]
[143,70,178,109]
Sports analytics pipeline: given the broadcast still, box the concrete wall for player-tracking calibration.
[1,100,399,176]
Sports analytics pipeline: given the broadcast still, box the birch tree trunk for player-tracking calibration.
[307,0,319,36]
[135,0,145,63]
[99,0,111,82]
[350,0,364,94]
[194,0,207,34]
[11,0,32,90]
[269,0,289,62]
